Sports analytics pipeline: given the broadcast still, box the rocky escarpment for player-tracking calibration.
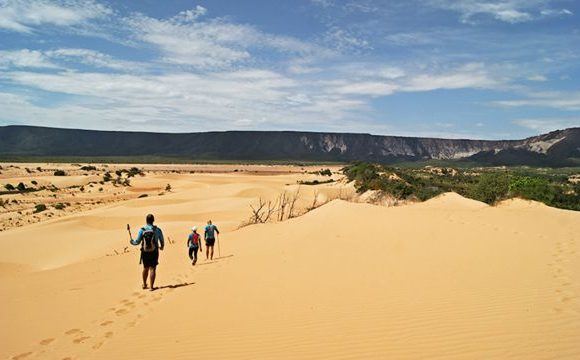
[0,125,578,166]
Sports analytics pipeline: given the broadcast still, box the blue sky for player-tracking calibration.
[0,0,579,139]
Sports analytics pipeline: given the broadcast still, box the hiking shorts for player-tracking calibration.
[205,238,215,247]
[142,250,159,268]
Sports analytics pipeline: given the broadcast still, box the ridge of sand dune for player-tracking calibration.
[413,191,488,209]
[1,172,579,359]
[495,197,551,209]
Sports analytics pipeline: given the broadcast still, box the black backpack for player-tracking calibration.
[141,226,158,252]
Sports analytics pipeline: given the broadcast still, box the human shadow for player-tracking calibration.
[154,282,195,291]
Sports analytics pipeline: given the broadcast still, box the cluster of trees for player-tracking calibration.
[342,162,580,211]
[102,167,143,186]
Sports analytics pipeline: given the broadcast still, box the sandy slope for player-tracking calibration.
[1,175,579,359]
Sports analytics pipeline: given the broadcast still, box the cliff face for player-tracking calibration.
[0,125,578,166]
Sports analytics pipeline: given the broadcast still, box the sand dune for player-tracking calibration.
[0,169,579,359]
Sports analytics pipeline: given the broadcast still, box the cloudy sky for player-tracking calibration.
[0,0,579,139]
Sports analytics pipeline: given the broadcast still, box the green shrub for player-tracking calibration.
[31,180,38,185]
[509,176,556,203]
[127,167,144,177]
[54,170,66,176]
[80,165,97,171]
[343,162,381,193]
[34,204,47,213]
[298,179,335,185]
[470,172,509,204]
[54,203,66,210]
[4,183,15,191]
[16,182,26,191]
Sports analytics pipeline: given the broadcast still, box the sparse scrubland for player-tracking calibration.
[343,161,580,210]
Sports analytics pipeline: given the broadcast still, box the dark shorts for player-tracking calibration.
[205,238,215,247]
[141,250,159,268]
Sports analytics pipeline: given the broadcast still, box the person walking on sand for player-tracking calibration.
[204,220,219,260]
[129,214,164,290]
[188,226,202,266]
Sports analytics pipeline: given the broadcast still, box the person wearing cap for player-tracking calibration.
[187,226,202,265]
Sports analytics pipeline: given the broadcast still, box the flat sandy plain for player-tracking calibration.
[0,163,579,359]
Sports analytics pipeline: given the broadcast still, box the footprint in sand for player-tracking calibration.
[39,338,55,346]
[126,321,137,328]
[560,296,576,303]
[92,342,104,350]
[115,309,129,316]
[65,329,82,336]
[100,320,113,327]
[72,336,90,344]
[11,352,32,360]
[104,331,114,338]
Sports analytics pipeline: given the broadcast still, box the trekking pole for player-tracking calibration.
[217,234,221,258]
[126,224,133,243]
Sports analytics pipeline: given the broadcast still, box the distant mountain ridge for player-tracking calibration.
[0,125,578,166]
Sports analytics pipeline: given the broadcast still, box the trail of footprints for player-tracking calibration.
[9,258,223,360]
[548,231,579,315]
[10,281,174,360]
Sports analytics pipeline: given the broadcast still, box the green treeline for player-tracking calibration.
[342,162,580,211]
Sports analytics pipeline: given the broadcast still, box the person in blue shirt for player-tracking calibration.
[204,220,219,260]
[187,226,202,265]
[130,214,164,290]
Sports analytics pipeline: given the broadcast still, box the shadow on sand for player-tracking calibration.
[195,254,234,266]
[154,282,195,291]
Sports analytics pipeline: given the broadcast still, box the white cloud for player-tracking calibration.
[496,91,580,111]
[0,49,59,69]
[322,27,371,52]
[172,6,208,23]
[527,74,547,81]
[384,32,436,46]
[125,10,328,69]
[0,68,375,132]
[310,0,335,8]
[0,0,111,33]
[402,63,498,91]
[514,118,580,132]
[429,0,573,24]
[45,48,143,71]
[333,81,398,96]
[540,8,573,16]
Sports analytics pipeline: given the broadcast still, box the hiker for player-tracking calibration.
[129,214,164,290]
[187,226,202,265]
[204,220,219,260]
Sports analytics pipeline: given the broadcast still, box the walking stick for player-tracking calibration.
[128,224,143,264]
[126,224,133,242]
[217,234,221,258]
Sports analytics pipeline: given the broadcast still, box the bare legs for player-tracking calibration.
[206,246,214,260]
[142,267,157,290]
